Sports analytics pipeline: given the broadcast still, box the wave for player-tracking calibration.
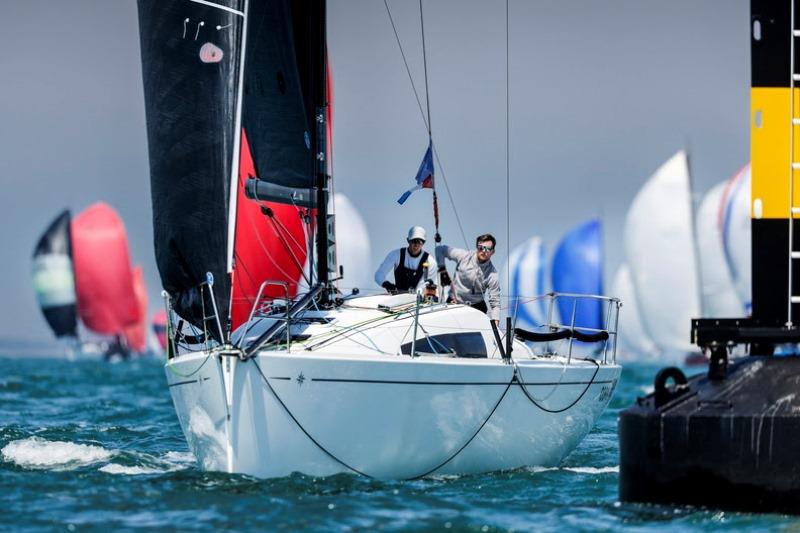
[2,437,114,469]
[162,450,195,465]
[99,450,196,476]
[527,465,618,475]
[563,466,619,474]
[98,464,163,475]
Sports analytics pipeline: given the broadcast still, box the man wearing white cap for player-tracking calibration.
[374,226,438,294]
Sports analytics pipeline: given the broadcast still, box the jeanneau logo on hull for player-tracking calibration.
[296,372,306,386]
[597,379,618,403]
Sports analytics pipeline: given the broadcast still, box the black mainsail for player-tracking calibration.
[137,0,328,341]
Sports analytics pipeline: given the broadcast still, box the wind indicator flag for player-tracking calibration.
[397,141,434,205]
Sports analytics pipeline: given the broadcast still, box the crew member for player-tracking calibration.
[436,233,500,324]
[375,226,438,293]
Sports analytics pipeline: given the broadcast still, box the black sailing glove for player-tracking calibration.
[438,266,452,287]
[382,281,397,294]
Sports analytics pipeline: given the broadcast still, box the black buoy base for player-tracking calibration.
[620,356,800,514]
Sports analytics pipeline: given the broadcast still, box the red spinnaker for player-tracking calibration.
[123,265,148,352]
[71,203,139,336]
[152,309,168,351]
[230,132,310,330]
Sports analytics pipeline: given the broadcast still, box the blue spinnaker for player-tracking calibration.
[508,237,547,330]
[551,218,603,331]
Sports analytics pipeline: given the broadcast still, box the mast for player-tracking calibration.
[312,0,332,292]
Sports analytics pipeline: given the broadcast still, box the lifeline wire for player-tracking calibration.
[512,357,601,413]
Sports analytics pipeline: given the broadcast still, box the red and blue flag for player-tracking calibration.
[397,141,434,205]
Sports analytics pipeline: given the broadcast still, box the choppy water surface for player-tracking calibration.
[0,353,794,531]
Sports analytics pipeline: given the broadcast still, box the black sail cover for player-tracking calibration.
[137,0,318,339]
[31,210,78,338]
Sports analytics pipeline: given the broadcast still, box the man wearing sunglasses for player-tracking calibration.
[374,226,438,294]
[436,233,500,325]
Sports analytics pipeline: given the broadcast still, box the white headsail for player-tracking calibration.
[721,164,752,314]
[696,181,744,316]
[612,264,659,360]
[624,151,701,358]
[333,193,372,292]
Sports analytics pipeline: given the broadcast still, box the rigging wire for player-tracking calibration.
[419,0,432,138]
[244,198,310,285]
[383,0,468,248]
[417,0,442,240]
[417,0,443,239]
[505,0,511,311]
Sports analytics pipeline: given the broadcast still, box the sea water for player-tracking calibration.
[0,354,793,531]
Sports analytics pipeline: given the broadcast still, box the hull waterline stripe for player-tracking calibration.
[166,354,212,378]
[188,0,244,16]
[310,377,613,386]
[169,377,211,388]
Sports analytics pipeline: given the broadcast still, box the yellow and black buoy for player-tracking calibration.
[619,0,800,514]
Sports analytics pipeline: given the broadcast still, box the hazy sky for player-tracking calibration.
[0,0,749,339]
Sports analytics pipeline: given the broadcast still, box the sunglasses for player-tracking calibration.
[409,239,425,245]
[477,245,495,253]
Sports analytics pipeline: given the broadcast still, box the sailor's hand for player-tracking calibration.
[382,281,397,294]
[438,266,451,287]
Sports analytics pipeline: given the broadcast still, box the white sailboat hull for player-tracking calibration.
[167,351,620,479]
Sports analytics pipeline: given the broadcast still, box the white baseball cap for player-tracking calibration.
[407,226,427,242]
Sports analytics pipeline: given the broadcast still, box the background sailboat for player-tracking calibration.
[720,163,752,314]
[31,202,148,358]
[151,309,167,353]
[31,210,77,343]
[618,155,751,362]
[505,220,605,333]
[504,236,548,330]
[623,150,701,360]
[611,264,659,360]
[123,266,149,354]
[696,179,745,317]
[71,203,140,342]
[551,218,604,332]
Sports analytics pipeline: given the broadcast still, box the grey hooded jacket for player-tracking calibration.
[436,245,500,321]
